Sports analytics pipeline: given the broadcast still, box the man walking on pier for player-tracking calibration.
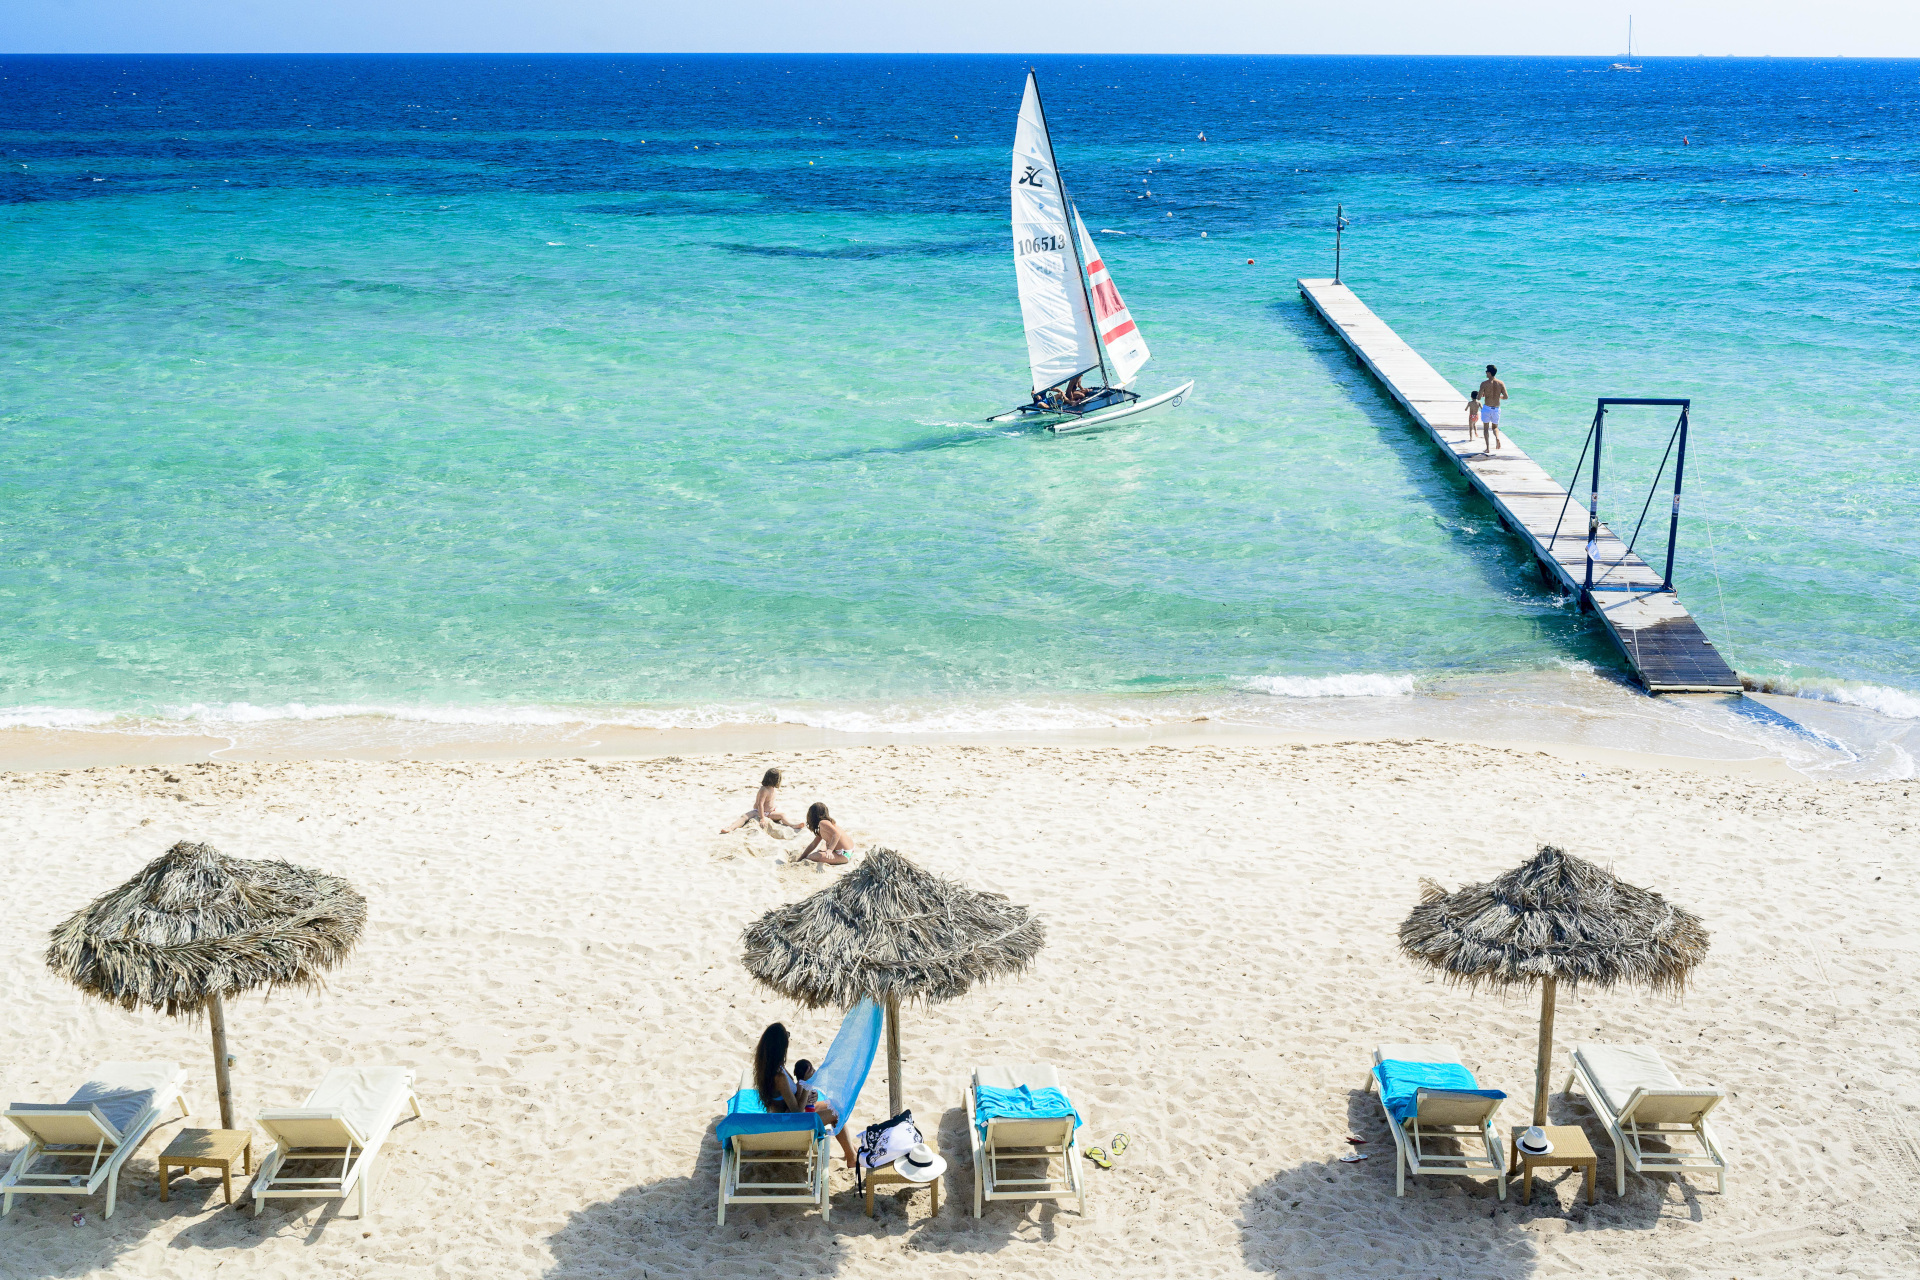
[1478,364,1508,451]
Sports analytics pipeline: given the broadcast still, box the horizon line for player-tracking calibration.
[0,50,1911,61]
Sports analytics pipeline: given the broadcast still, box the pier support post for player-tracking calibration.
[1584,405,1605,602]
[1663,406,1690,591]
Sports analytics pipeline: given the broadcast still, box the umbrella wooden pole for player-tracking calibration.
[1532,977,1557,1127]
[884,992,903,1117]
[208,993,236,1131]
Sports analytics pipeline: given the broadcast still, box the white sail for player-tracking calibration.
[1073,207,1150,386]
[1011,72,1101,393]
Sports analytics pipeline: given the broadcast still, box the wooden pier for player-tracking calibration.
[1298,278,1741,694]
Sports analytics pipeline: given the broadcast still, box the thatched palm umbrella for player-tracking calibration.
[46,841,366,1131]
[741,848,1045,1116]
[1399,844,1708,1126]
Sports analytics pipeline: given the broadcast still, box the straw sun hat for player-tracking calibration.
[893,1142,947,1182]
[1517,1126,1555,1156]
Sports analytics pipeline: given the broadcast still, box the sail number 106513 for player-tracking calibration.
[1017,234,1065,256]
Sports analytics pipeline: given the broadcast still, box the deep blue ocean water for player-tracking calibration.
[1,54,1916,763]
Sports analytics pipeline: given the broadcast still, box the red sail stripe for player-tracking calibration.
[1102,319,1138,343]
[1085,258,1105,273]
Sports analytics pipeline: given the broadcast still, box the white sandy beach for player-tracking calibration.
[2,740,1916,1279]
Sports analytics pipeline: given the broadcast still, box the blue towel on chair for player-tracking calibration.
[1376,1060,1505,1125]
[974,1084,1082,1137]
[715,1088,824,1148]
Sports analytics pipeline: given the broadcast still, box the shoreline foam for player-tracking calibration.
[0,668,1912,779]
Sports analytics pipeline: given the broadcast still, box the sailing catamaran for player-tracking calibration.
[990,71,1193,435]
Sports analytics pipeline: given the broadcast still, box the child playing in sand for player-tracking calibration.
[794,802,857,865]
[719,768,801,835]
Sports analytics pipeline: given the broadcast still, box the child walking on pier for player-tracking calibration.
[1466,391,1483,450]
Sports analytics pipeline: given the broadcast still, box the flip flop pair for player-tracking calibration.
[1086,1133,1132,1170]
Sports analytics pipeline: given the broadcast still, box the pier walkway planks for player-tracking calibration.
[1298,278,1741,694]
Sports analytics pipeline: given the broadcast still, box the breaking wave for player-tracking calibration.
[1742,676,1920,721]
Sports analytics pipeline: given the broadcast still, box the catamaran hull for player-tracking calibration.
[1046,381,1194,434]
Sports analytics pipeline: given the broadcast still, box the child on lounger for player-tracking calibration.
[719,768,801,835]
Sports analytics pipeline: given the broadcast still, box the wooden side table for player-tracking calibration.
[863,1165,941,1218]
[158,1128,254,1205]
[1509,1125,1597,1205]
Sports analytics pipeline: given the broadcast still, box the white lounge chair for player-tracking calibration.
[716,1068,829,1224]
[965,1064,1085,1217]
[2,1061,188,1219]
[1367,1043,1508,1199]
[1565,1042,1727,1194]
[252,1066,421,1218]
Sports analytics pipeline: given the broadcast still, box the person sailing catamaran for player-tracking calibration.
[990,70,1193,434]
[1028,374,1090,412]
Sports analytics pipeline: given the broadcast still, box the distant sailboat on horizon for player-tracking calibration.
[989,70,1192,435]
[1611,16,1643,71]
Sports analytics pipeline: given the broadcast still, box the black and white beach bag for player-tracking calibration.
[854,1110,921,1194]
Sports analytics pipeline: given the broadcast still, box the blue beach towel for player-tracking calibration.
[714,1105,825,1150]
[804,996,883,1128]
[1375,1059,1505,1126]
[974,1084,1083,1138]
[715,998,883,1147]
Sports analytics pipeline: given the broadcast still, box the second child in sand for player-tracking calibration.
[794,802,857,865]
[719,768,802,835]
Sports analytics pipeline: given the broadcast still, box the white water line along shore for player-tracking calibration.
[1298,279,1743,696]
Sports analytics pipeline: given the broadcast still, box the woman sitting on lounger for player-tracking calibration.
[755,1022,859,1168]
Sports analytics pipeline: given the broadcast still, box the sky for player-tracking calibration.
[3,0,1917,57]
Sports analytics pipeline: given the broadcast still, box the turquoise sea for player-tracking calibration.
[2,55,1916,773]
